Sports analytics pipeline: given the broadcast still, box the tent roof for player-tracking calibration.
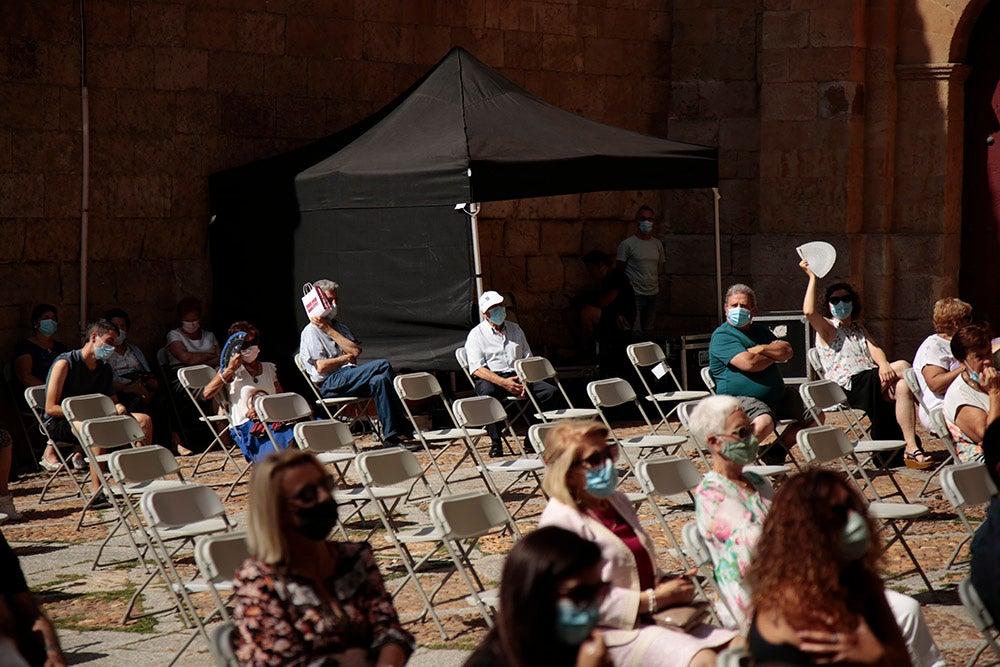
[295,47,718,210]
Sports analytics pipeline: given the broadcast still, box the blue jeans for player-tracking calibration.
[319,359,412,440]
[634,294,659,331]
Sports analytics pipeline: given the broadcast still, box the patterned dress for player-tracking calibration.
[815,320,877,390]
[694,470,773,631]
[232,541,415,667]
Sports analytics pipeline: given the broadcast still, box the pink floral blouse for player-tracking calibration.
[815,320,877,390]
[232,541,414,667]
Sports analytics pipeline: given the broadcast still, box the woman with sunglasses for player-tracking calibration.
[538,420,734,667]
[232,449,414,667]
[745,469,911,666]
[800,261,929,468]
[465,526,611,667]
[688,396,773,631]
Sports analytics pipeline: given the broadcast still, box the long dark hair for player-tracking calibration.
[467,527,603,667]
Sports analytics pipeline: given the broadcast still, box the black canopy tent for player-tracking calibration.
[210,47,720,374]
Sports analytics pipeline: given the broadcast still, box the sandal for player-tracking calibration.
[903,445,933,470]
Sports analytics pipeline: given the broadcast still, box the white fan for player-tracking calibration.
[796,241,837,278]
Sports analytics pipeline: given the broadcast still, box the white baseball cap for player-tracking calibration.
[479,291,504,313]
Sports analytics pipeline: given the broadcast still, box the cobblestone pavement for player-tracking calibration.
[1,419,992,666]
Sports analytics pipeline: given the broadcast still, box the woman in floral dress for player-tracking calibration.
[689,396,773,630]
[232,449,414,666]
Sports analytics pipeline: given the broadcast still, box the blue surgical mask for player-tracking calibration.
[488,307,507,326]
[840,509,870,561]
[115,330,127,346]
[970,369,982,383]
[721,434,760,465]
[584,458,617,498]
[726,306,751,328]
[555,598,600,646]
[638,220,653,234]
[38,319,58,336]
[830,301,853,320]
[94,341,115,361]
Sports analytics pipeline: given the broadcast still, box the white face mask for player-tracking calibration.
[240,345,260,363]
[181,320,200,334]
[327,303,338,320]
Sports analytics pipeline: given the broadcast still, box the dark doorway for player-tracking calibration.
[961,0,1000,323]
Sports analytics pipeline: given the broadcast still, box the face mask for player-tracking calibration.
[181,320,200,334]
[970,369,981,383]
[840,509,870,561]
[240,345,260,363]
[721,433,760,465]
[584,458,617,498]
[555,598,600,646]
[638,220,653,234]
[726,306,751,328]
[830,301,853,320]
[488,307,507,326]
[38,319,58,336]
[293,499,339,541]
[115,330,127,346]
[94,341,115,361]
[327,303,338,320]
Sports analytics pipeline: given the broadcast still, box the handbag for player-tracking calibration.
[649,601,710,632]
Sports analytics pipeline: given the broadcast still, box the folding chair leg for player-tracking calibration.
[946,534,973,570]
[885,521,935,593]
[442,539,494,627]
[918,459,947,498]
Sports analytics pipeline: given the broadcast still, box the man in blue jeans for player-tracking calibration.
[298,279,414,447]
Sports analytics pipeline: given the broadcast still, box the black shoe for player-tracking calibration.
[385,435,422,452]
[89,492,112,510]
[489,442,505,458]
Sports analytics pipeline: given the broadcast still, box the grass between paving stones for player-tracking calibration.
[35,576,157,634]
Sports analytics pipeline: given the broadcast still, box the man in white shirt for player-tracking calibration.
[616,205,666,331]
[298,279,414,447]
[465,291,556,457]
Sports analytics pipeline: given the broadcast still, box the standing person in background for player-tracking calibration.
[616,206,665,332]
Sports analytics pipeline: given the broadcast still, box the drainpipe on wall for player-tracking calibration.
[79,0,89,332]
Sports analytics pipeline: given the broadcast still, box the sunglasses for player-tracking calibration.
[285,475,336,505]
[716,425,753,440]
[561,580,611,606]
[828,295,853,305]
[571,444,617,470]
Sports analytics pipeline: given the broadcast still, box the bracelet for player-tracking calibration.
[647,588,656,614]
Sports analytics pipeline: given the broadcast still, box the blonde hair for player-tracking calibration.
[933,297,972,334]
[247,448,327,565]
[541,420,609,506]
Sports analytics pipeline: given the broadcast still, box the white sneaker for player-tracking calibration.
[0,495,22,522]
[0,512,8,524]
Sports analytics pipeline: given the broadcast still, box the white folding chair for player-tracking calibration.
[635,456,701,569]
[208,621,240,667]
[293,353,377,435]
[799,380,908,502]
[676,401,790,478]
[941,461,998,569]
[456,347,530,429]
[527,422,558,457]
[513,356,598,422]
[177,365,243,476]
[807,347,823,375]
[63,394,129,528]
[701,366,717,395]
[429,491,510,627]
[25,385,88,504]
[681,521,737,627]
[796,425,934,591]
[627,342,709,433]
[959,576,1000,667]
[716,647,752,667]
[586,378,688,481]
[293,420,357,484]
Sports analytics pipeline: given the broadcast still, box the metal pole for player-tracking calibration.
[80,0,89,331]
[466,202,483,298]
[713,188,722,320]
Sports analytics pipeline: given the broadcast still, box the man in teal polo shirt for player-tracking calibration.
[709,283,815,463]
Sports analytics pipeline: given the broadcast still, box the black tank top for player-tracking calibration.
[747,615,814,666]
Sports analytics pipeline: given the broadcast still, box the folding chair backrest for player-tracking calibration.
[109,445,180,484]
[941,462,999,509]
[928,408,950,440]
[357,448,423,487]
[587,378,637,409]
[960,577,998,634]
[430,491,509,539]
[177,365,219,391]
[676,400,699,432]
[627,341,666,368]
[700,367,716,394]
[62,393,117,421]
[796,425,853,464]
[452,396,507,429]
[902,367,926,406]
[528,422,558,456]
[394,372,444,401]
[253,392,312,424]
[209,621,240,667]
[807,347,823,375]
[140,484,227,529]
[80,414,146,449]
[25,385,46,414]
[799,379,848,413]
[514,357,557,384]
[195,531,249,582]
[455,348,475,389]
[638,456,702,497]
[681,521,712,566]
[293,420,354,453]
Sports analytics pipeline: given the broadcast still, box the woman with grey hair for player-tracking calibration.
[690,396,774,630]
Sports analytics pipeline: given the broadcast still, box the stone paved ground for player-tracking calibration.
[1,419,993,666]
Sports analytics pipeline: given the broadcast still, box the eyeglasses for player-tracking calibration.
[560,580,611,606]
[715,425,753,441]
[285,475,336,505]
[828,295,853,305]
[571,445,617,470]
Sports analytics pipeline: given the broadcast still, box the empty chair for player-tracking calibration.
[293,353,375,433]
[25,385,87,504]
[177,365,243,476]
[941,461,998,569]
[513,356,598,422]
[627,342,709,433]
[292,420,356,483]
[959,577,1000,667]
[636,456,702,568]
[796,425,934,591]
[527,422,559,457]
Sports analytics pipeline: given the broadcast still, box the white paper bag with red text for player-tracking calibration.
[301,283,333,319]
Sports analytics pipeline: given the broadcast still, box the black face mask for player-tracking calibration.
[293,499,339,541]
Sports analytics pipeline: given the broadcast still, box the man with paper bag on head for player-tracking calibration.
[298,279,414,447]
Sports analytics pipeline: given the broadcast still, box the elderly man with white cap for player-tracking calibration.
[465,290,557,457]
